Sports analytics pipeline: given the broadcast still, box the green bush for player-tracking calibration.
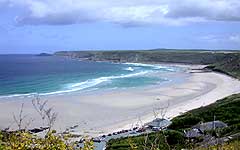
[219,123,240,136]
[106,132,170,150]
[107,131,187,150]
[0,130,94,150]
[168,115,202,130]
[165,130,185,146]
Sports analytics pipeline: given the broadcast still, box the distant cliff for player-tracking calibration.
[55,49,240,79]
[54,50,238,64]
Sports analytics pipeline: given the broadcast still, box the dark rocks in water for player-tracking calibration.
[36,53,52,56]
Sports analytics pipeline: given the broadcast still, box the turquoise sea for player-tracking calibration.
[0,55,184,98]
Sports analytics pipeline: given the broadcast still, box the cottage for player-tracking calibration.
[193,121,227,132]
[184,121,227,138]
[145,118,172,130]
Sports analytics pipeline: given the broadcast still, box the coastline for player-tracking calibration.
[0,64,240,138]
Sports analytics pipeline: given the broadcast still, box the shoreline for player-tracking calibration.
[0,62,187,100]
[98,70,240,136]
[0,64,240,137]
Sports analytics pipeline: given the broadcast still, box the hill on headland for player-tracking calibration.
[36,53,52,56]
[55,49,240,79]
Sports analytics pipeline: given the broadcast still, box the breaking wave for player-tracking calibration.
[124,63,176,71]
[0,71,150,98]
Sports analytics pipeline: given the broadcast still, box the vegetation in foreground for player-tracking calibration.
[106,93,240,150]
[106,131,185,150]
[0,130,73,150]
[0,130,95,150]
[2,94,240,150]
[196,140,240,150]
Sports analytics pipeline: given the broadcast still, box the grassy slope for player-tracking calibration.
[106,94,240,149]
[205,53,240,79]
[106,131,185,150]
[169,94,240,135]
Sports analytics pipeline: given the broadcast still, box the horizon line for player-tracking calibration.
[1,48,240,55]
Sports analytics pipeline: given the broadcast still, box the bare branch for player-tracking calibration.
[153,100,170,119]
[12,103,27,130]
[31,95,58,132]
[24,118,35,129]
[32,95,48,121]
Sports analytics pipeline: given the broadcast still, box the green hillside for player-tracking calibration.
[169,94,240,135]
[106,93,240,149]
[55,49,238,64]
[55,50,240,79]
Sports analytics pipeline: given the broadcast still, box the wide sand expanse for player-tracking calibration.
[0,65,240,137]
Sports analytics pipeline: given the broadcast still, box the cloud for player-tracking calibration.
[166,0,240,21]
[200,35,222,43]
[201,34,240,44]
[229,35,240,43]
[1,0,240,26]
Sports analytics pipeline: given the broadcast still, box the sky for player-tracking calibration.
[0,0,240,54]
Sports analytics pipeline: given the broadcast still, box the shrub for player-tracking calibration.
[0,130,94,150]
[165,130,185,146]
[168,114,202,130]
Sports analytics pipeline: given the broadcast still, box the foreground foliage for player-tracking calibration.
[196,140,240,150]
[0,131,70,150]
[106,131,186,150]
[0,130,94,150]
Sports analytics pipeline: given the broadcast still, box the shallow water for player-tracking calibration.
[0,55,183,98]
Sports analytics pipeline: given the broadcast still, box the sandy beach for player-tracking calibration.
[0,65,240,137]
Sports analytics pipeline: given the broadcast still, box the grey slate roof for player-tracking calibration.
[185,121,228,138]
[193,121,227,132]
[145,118,172,128]
[185,128,202,138]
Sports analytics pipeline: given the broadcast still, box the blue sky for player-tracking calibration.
[0,0,240,54]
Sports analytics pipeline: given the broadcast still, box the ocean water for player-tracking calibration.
[0,55,183,98]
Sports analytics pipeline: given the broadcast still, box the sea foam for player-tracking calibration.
[124,63,176,71]
[69,70,149,90]
[124,67,134,71]
[0,60,178,98]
